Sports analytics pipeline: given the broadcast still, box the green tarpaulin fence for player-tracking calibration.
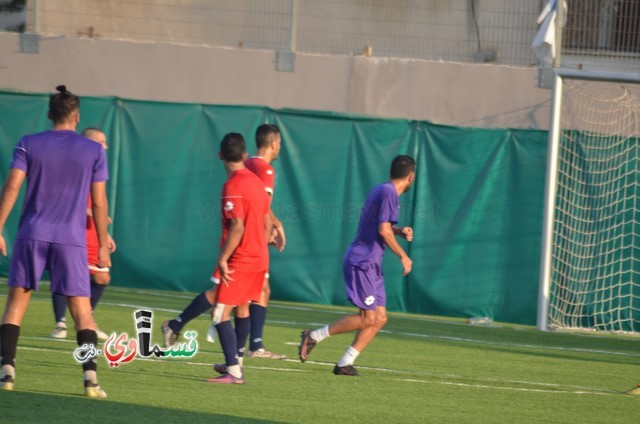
[0,91,548,324]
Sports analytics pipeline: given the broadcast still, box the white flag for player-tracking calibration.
[532,0,562,66]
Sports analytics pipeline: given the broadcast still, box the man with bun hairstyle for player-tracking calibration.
[0,85,110,397]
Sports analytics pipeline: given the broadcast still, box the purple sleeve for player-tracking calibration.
[378,189,398,225]
[10,138,28,172]
[92,148,109,182]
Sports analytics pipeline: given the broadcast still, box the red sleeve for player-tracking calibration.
[221,182,244,220]
[262,166,275,196]
[264,190,270,216]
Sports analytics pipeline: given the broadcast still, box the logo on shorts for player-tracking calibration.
[364,296,375,306]
[224,201,234,212]
[266,170,273,175]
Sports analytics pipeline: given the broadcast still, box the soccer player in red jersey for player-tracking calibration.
[162,125,286,364]
[162,133,269,383]
[239,124,286,359]
[207,133,270,383]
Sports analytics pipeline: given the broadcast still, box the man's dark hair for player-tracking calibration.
[255,124,280,149]
[390,155,416,179]
[48,85,80,123]
[220,133,247,162]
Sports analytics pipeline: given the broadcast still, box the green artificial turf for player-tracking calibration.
[0,281,638,423]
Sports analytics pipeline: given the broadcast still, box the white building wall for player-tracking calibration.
[0,32,551,129]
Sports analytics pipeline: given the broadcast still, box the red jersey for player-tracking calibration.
[86,197,99,251]
[245,157,275,203]
[220,168,269,271]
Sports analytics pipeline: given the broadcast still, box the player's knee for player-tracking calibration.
[205,287,218,304]
[375,314,388,328]
[93,273,110,285]
[361,314,376,328]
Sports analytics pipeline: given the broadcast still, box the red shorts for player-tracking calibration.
[87,218,102,275]
[87,242,99,275]
[215,269,265,306]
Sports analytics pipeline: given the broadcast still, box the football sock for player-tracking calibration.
[227,364,242,379]
[337,346,360,367]
[52,292,67,323]
[234,316,250,359]
[216,320,239,367]
[169,292,212,333]
[249,304,267,351]
[310,325,330,343]
[0,324,20,367]
[90,281,106,311]
[83,370,98,385]
[77,329,98,372]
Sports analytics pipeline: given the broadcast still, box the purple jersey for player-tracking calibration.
[345,182,399,266]
[10,130,109,247]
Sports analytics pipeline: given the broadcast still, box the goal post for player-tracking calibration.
[537,69,640,333]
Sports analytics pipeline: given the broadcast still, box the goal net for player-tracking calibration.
[538,70,640,333]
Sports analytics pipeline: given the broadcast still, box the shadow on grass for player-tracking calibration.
[0,390,283,424]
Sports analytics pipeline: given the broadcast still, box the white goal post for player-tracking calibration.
[537,69,640,333]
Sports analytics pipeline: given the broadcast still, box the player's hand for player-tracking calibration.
[400,255,412,276]
[107,234,117,253]
[218,260,235,286]
[272,225,286,252]
[400,227,413,242]
[98,246,112,269]
[0,234,7,256]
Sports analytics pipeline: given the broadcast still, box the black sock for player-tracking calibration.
[249,304,267,351]
[52,292,67,323]
[169,292,212,333]
[77,329,98,372]
[234,316,250,359]
[90,281,106,311]
[216,320,238,366]
[0,324,20,367]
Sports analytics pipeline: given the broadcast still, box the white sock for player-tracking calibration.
[83,370,98,384]
[337,346,360,367]
[309,325,330,343]
[1,364,15,379]
[227,364,242,379]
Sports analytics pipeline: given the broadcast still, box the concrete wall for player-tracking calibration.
[0,32,552,129]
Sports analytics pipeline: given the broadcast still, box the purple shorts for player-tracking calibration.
[343,259,386,310]
[8,239,90,297]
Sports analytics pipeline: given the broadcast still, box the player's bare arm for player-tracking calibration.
[107,234,117,253]
[269,209,286,252]
[264,212,273,243]
[379,222,412,276]
[91,181,111,268]
[218,217,245,284]
[393,226,413,242]
[87,209,116,252]
[0,169,26,256]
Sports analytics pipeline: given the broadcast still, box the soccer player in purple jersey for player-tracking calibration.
[0,86,111,397]
[298,155,415,376]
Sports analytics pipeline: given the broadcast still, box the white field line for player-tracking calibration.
[6,295,640,359]
[398,378,616,396]
[17,344,307,373]
[21,336,628,394]
[288,359,618,394]
[17,345,616,396]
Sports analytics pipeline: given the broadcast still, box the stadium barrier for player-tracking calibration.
[0,91,548,324]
